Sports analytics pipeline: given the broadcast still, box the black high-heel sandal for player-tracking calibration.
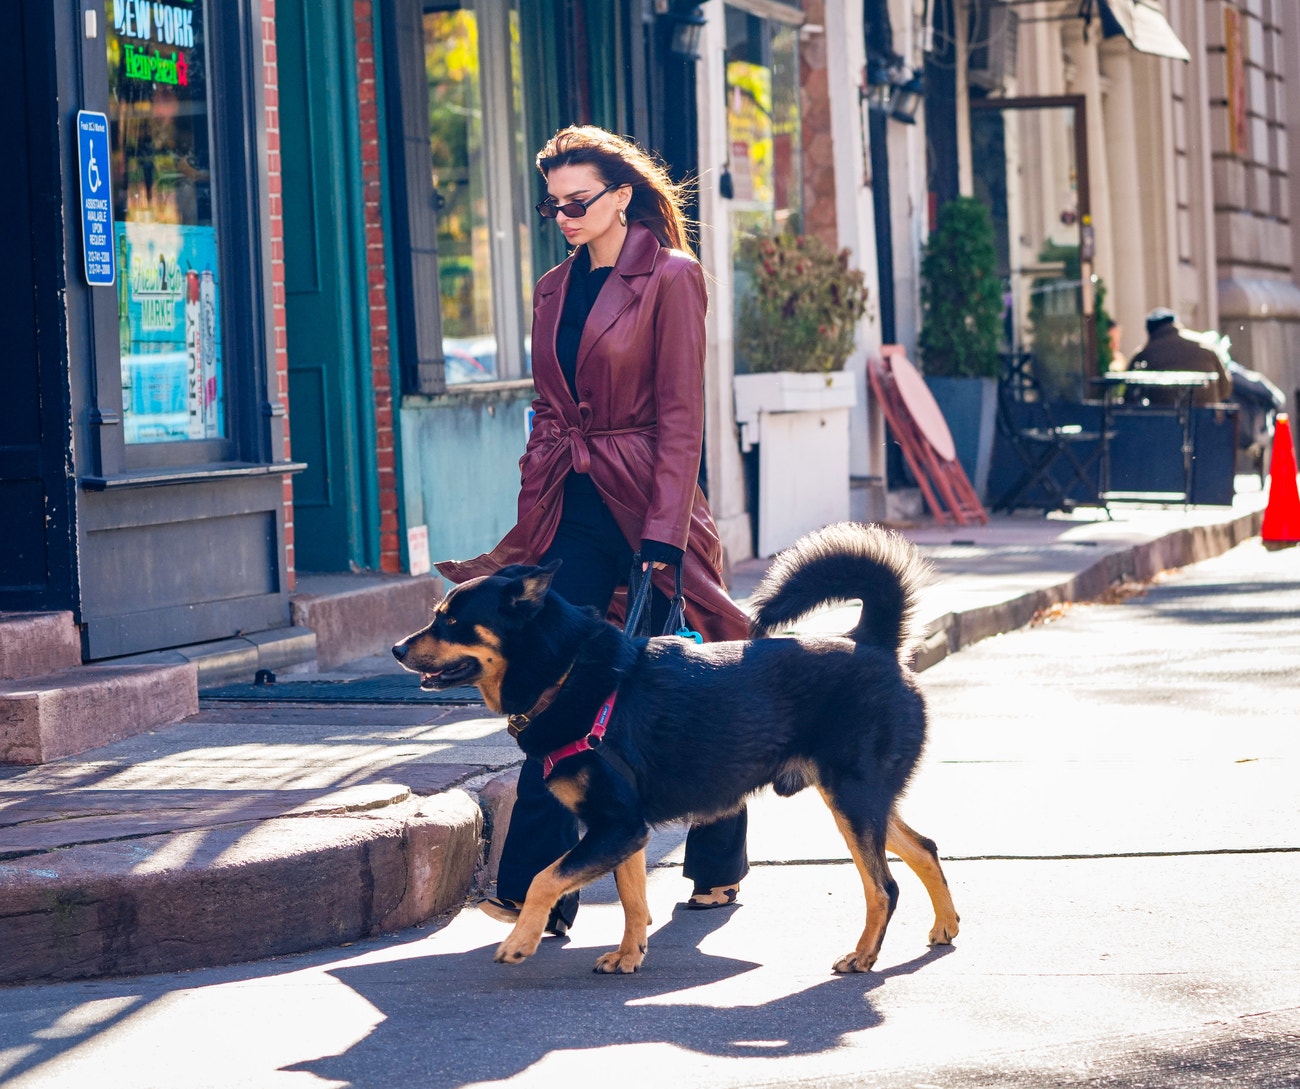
[684,884,740,910]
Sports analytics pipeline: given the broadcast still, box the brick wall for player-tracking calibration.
[260,1,294,589]
[355,1,402,574]
[800,0,838,250]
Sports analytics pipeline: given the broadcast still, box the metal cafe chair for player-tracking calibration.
[993,351,1110,515]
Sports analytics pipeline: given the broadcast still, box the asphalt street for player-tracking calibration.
[0,539,1297,1088]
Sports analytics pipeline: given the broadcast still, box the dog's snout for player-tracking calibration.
[392,642,408,663]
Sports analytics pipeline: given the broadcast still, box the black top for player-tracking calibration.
[553,247,682,567]
[556,248,613,403]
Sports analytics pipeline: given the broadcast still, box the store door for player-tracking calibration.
[278,0,374,571]
[0,1,75,612]
[971,96,1097,401]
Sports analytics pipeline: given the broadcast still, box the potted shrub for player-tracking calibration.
[735,232,869,376]
[918,197,1004,498]
[732,232,869,555]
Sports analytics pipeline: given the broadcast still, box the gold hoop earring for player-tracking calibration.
[618,208,627,227]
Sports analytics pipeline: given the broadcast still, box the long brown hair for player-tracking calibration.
[536,126,693,252]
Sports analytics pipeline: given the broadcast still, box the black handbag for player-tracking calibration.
[624,556,701,642]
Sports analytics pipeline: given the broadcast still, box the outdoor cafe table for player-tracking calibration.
[1092,369,1217,505]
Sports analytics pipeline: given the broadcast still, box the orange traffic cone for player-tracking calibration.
[1261,412,1300,551]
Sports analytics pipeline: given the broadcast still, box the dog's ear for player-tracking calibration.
[500,560,562,618]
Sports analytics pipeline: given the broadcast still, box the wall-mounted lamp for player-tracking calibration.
[668,4,707,59]
[863,57,895,112]
[864,55,924,123]
[888,74,924,124]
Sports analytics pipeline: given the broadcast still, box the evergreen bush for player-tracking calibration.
[918,197,1003,379]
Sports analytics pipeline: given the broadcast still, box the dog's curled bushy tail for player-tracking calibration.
[748,522,931,659]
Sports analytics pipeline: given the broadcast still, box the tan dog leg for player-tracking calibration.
[593,849,651,974]
[887,812,960,946]
[821,789,897,974]
[494,861,575,965]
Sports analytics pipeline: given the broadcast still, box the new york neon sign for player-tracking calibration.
[115,1,197,85]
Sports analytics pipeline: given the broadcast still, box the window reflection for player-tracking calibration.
[509,5,534,372]
[726,6,802,371]
[425,5,497,382]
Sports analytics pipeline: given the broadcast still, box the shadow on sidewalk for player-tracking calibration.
[286,906,954,1087]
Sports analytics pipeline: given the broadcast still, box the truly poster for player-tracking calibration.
[116,222,223,443]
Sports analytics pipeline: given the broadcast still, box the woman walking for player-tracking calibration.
[436,126,750,933]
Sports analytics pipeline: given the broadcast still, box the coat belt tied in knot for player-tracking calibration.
[562,426,593,474]
[560,405,654,476]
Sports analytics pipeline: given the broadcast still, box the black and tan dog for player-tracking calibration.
[393,522,958,974]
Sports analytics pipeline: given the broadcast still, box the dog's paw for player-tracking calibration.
[593,945,646,974]
[928,916,959,945]
[832,950,877,974]
[493,928,543,965]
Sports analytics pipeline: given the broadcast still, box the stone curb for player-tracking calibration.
[913,508,1264,672]
[0,790,483,984]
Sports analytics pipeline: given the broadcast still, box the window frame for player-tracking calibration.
[81,0,284,482]
[385,0,537,397]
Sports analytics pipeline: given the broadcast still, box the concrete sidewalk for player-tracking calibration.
[0,491,1269,984]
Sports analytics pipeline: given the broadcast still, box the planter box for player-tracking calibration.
[734,371,857,439]
[734,371,857,557]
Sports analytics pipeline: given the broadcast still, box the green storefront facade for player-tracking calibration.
[279,0,708,580]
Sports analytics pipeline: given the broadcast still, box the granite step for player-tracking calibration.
[0,663,198,765]
[291,572,445,670]
[0,612,82,681]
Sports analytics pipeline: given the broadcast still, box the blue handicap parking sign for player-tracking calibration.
[77,110,115,287]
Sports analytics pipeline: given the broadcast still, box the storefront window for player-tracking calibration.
[107,0,225,444]
[425,4,498,383]
[509,5,534,371]
[725,9,801,236]
[726,6,802,362]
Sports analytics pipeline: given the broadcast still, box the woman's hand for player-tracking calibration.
[639,539,683,573]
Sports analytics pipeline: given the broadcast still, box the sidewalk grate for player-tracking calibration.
[200,675,483,705]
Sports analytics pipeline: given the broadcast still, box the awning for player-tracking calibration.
[1099,0,1191,62]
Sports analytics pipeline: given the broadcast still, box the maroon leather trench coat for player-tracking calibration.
[435,224,750,643]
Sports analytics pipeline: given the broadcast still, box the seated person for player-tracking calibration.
[1128,307,1232,406]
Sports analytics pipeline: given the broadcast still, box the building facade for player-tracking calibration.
[8,0,1298,671]
[3,0,297,661]
[921,0,1300,417]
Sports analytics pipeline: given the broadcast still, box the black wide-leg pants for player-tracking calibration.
[494,476,750,926]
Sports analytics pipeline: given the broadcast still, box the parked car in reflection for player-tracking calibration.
[442,336,531,385]
[443,337,496,383]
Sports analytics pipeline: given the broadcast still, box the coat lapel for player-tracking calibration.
[575,224,662,373]
[576,275,637,371]
[533,256,577,410]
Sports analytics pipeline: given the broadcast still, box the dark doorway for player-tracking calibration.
[0,1,76,612]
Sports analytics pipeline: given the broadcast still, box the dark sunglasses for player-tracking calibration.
[535,181,619,220]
